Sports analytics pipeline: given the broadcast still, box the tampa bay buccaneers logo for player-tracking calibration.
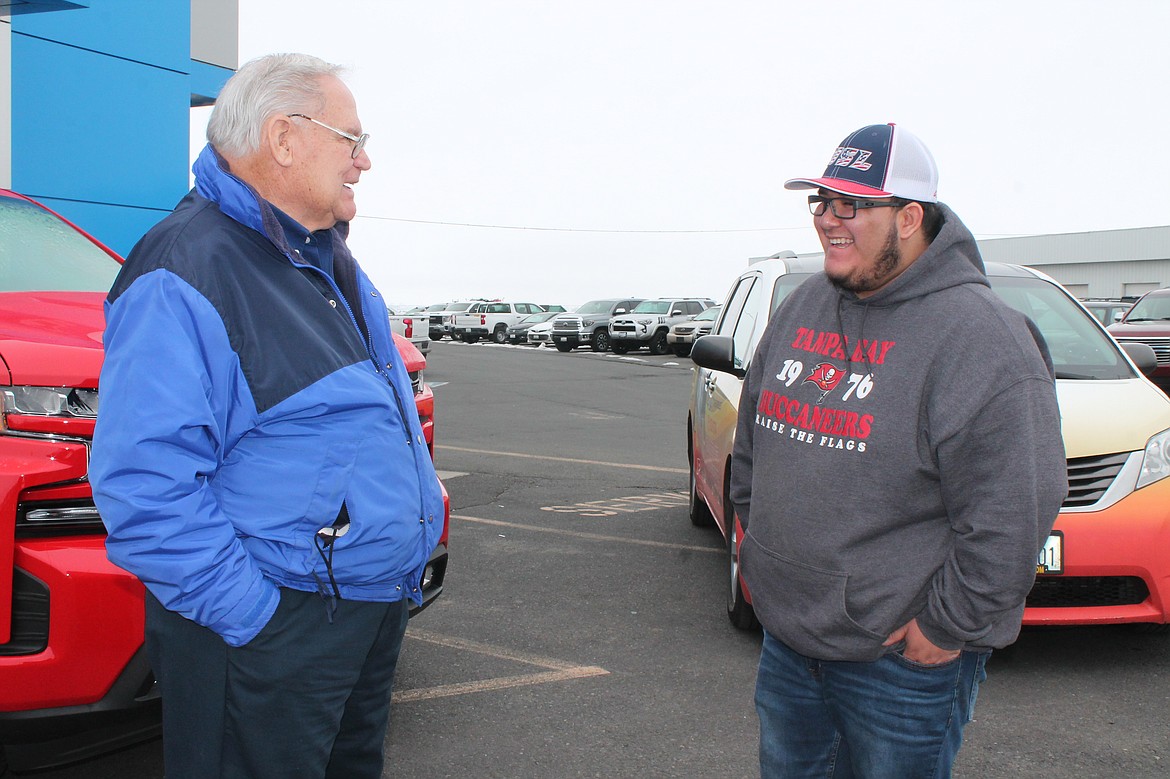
[804,362,845,404]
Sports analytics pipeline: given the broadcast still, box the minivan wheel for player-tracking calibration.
[689,441,714,528]
[591,330,610,352]
[725,490,759,631]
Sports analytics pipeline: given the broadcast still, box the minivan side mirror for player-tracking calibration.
[1121,342,1158,376]
[690,335,744,378]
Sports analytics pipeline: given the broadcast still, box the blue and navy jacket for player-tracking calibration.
[91,145,444,647]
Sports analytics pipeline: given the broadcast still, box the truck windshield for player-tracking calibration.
[1123,293,1170,322]
[0,196,122,293]
[576,300,618,315]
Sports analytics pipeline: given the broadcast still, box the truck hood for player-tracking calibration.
[0,291,106,387]
[1107,321,1170,336]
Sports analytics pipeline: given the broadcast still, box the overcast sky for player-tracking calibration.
[193,1,1170,309]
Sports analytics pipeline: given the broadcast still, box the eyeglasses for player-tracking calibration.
[808,195,900,220]
[287,114,369,159]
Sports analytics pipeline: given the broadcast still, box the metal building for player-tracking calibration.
[1,0,238,256]
[977,225,1170,300]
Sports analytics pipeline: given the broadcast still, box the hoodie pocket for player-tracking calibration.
[741,533,888,661]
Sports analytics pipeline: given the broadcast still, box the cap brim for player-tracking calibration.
[783,176,892,198]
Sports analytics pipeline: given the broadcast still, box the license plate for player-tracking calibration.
[1036,532,1063,575]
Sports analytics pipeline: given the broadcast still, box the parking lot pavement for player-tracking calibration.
[384,341,762,777]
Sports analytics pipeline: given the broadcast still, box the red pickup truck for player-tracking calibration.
[0,190,448,772]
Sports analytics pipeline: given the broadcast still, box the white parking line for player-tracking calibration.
[393,628,609,703]
[456,514,721,554]
[436,444,687,474]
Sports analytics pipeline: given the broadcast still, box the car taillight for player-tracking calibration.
[403,317,413,338]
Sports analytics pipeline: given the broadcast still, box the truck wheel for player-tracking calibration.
[492,324,508,344]
[429,333,443,341]
[462,333,478,343]
[555,342,573,353]
[590,330,611,352]
[648,330,670,355]
[611,342,630,355]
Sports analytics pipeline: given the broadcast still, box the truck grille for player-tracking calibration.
[1113,336,1170,366]
[553,318,581,332]
[1064,451,1129,508]
[611,323,636,332]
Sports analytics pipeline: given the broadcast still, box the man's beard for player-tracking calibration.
[830,222,901,295]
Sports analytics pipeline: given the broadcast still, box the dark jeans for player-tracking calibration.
[145,588,410,779]
[756,631,990,779]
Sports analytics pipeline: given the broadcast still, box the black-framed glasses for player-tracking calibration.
[808,195,900,220]
[288,114,369,159]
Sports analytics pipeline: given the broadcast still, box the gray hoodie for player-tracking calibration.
[729,204,1067,660]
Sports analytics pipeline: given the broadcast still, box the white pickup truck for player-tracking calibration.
[387,307,431,355]
[451,301,546,343]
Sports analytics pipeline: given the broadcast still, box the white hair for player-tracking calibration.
[206,53,347,158]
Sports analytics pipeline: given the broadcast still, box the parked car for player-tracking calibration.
[609,298,715,355]
[1108,287,1170,394]
[1080,298,1133,327]
[526,320,554,347]
[0,189,449,772]
[388,306,430,356]
[666,305,721,358]
[689,254,1170,633]
[452,301,545,343]
[506,311,558,344]
[551,298,644,353]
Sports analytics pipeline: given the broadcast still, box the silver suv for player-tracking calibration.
[608,298,715,355]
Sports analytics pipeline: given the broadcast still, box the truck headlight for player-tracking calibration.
[1,386,99,431]
[1137,428,1170,490]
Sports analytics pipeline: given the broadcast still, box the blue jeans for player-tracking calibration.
[756,631,989,779]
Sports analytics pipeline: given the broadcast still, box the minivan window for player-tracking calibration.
[989,276,1132,380]
[0,196,121,292]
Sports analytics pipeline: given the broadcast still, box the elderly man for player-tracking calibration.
[730,124,1067,777]
[91,54,443,779]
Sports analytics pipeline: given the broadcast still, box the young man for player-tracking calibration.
[91,54,444,779]
[730,123,1067,777]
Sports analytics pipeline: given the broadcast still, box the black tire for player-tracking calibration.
[590,330,611,352]
[725,486,759,631]
[671,344,691,358]
[611,342,630,355]
[492,324,508,344]
[555,342,573,353]
[648,330,670,356]
[461,333,478,343]
[689,435,714,528]
[429,333,443,341]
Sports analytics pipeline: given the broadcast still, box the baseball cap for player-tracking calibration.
[784,123,938,203]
